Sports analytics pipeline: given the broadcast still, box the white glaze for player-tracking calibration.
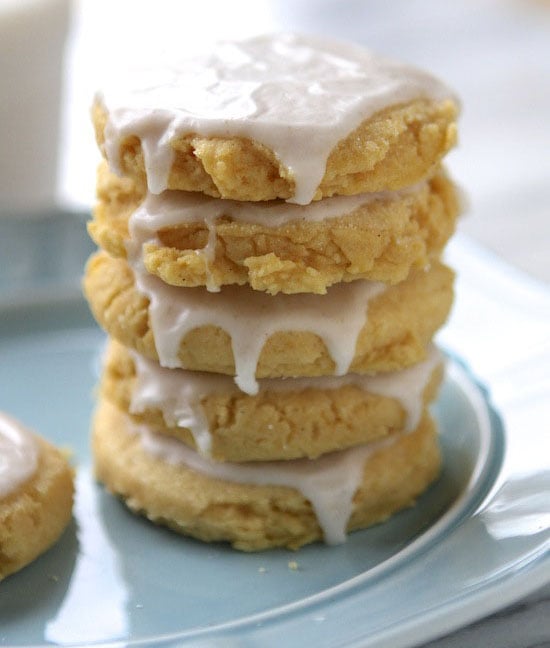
[130,351,215,456]
[132,416,398,545]
[363,345,442,432]
[129,346,441,457]
[132,182,423,231]
[128,255,385,395]
[0,412,39,498]
[98,33,454,204]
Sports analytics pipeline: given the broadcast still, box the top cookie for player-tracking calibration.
[93,34,458,204]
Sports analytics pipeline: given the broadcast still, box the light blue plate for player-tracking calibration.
[0,225,548,648]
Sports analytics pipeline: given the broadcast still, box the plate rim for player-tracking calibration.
[1,233,550,647]
[4,302,548,648]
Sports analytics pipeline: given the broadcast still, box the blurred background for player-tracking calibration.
[61,0,550,279]
[1,0,549,292]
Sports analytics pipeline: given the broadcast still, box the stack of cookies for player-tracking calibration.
[83,34,460,550]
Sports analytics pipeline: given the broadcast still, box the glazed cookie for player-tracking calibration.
[93,34,458,204]
[100,339,444,461]
[83,251,454,393]
[93,398,441,550]
[0,413,74,581]
[90,164,459,294]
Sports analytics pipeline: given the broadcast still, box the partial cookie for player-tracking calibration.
[0,414,74,581]
[93,398,441,550]
[90,164,459,294]
[93,34,457,204]
[83,251,454,383]
[100,339,443,462]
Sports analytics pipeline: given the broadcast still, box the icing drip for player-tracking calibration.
[132,417,397,544]
[98,33,454,204]
[202,212,219,293]
[130,351,217,456]
[128,256,385,395]
[132,182,424,230]
[0,412,39,498]
[129,346,441,457]
[360,346,442,432]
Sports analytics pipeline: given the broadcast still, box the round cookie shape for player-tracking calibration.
[93,33,458,204]
[90,164,460,294]
[0,413,74,581]
[83,251,454,388]
[93,398,441,550]
[101,339,444,461]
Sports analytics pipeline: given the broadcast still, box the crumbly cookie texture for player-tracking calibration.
[89,164,459,294]
[100,339,443,462]
[0,436,74,581]
[93,398,441,550]
[92,98,457,203]
[83,252,454,378]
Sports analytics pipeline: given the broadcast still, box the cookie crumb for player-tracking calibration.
[288,560,300,571]
[258,566,268,573]
[60,446,74,460]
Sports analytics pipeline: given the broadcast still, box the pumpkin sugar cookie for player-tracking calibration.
[92,34,458,204]
[0,413,74,581]
[99,339,444,462]
[83,251,454,390]
[93,398,441,551]
[90,164,460,295]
